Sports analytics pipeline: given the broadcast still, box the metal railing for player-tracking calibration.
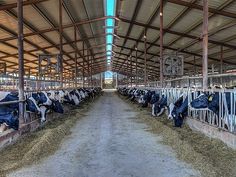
[119,73,236,89]
[118,86,236,134]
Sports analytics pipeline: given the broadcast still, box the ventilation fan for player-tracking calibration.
[163,55,184,76]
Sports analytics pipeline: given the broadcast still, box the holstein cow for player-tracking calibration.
[47,90,64,114]
[0,91,46,131]
[170,95,189,127]
[138,90,155,107]
[150,93,167,117]
[190,92,236,130]
[31,91,53,122]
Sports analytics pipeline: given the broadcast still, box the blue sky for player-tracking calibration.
[105,71,113,79]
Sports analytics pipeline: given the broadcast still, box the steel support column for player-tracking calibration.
[116,73,118,88]
[130,56,133,87]
[194,55,196,85]
[100,72,103,89]
[59,0,63,88]
[159,0,164,87]
[17,0,25,123]
[220,45,223,85]
[74,26,78,87]
[202,0,208,90]
[135,47,138,86]
[144,31,147,86]
[82,41,85,87]
[90,54,92,87]
[220,45,223,74]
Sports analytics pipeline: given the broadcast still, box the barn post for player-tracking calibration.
[194,55,196,85]
[100,72,103,89]
[130,55,133,87]
[126,57,128,86]
[116,72,118,88]
[90,55,93,87]
[59,0,63,88]
[144,30,147,86]
[220,45,223,84]
[159,0,164,87]
[202,0,208,90]
[220,45,223,74]
[74,25,78,88]
[17,0,25,123]
[87,49,90,87]
[82,41,85,87]
[135,47,138,86]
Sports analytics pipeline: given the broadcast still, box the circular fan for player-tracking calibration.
[163,55,183,76]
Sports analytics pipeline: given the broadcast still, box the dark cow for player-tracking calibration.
[190,92,236,130]
[49,99,64,114]
[32,91,52,106]
[171,95,189,127]
[0,106,19,131]
[190,93,220,115]
[151,94,167,117]
[138,90,155,107]
[0,91,42,130]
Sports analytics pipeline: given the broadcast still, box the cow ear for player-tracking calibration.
[208,95,213,102]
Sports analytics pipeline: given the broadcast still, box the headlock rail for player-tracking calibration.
[118,86,236,134]
[0,87,103,134]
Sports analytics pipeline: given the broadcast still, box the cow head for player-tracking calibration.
[39,105,47,123]
[79,90,86,99]
[57,90,65,103]
[39,91,52,105]
[152,95,167,117]
[190,93,209,109]
[32,93,40,101]
[171,96,189,127]
[190,92,219,115]
[26,97,41,113]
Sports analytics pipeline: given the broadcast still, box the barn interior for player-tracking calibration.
[1,0,236,177]
[1,0,236,89]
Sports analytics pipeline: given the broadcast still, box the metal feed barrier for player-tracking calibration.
[120,73,236,89]
[119,85,236,134]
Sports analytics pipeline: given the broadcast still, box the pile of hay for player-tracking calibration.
[118,93,236,177]
[0,98,98,177]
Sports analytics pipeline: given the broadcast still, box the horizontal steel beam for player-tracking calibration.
[0,17,118,42]
[0,0,49,11]
[119,17,236,50]
[167,0,236,19]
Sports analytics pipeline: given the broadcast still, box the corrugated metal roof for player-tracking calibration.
[1,0,236,79]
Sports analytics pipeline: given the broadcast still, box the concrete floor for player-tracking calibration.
[8,90,200,177]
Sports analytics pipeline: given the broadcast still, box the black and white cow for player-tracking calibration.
[170,95,189,127]
[151,94,167,117]
[0,91,44,130]
[138,90,155,107]
[190,92,236,130]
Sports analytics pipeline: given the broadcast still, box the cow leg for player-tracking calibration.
[156,107,165,117]
[152,104,156,117]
